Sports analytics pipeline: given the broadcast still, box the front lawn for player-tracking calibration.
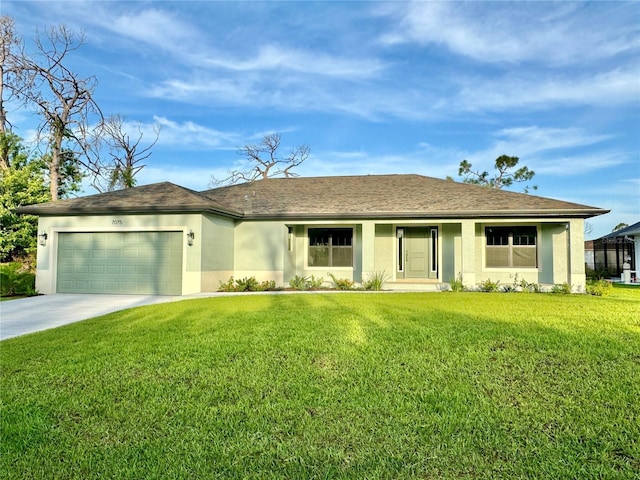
[2,289,639,479]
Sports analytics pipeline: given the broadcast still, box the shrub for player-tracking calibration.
[362,271,390,291]
[308,275,324,289]
[586,268,611,280]
[478,278,500,292]
[257,280,277,291]
[0,262,37,297]
[289,275,309,290]
[449,273,465,292]
[218,276,277,292]
[218,277,237,292]
[586,278,613,297]
[328,273,355,290]
[551,282,572,294]
[520,279,541,293]
[289,275,324,290]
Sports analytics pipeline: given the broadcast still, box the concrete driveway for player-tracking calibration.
[0,294,186,341]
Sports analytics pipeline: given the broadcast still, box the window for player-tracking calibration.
[308,228,353,267]
[486,226,537,268]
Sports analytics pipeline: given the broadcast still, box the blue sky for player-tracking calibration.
[5,0,640,239]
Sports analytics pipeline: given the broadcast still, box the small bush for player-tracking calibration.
[218,276,277,292]
[289,275,324,290]
[551,282,572,294]
[308,275,324,289]
[257,280,277,291]
[218,277,237,292]
[235,277,260,292]
[449,273,465,292]
[362,271,390,291]
[479,278,500,293]
[0,262,37,297]
[289,275,309,290]
[520,279,541,293]
[586,279,613,297]
[328,273,355,290]
[586,268,611,280]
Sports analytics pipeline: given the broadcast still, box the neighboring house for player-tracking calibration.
[17,174,608,295]
[585,221,639,280]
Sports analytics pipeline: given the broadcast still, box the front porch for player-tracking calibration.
[385,279,446,292]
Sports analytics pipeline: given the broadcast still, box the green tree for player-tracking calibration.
[612,223,628,232]
[0,132,50,262]
[457,155,537,193]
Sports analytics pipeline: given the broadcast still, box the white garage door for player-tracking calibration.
[57,232,183,295]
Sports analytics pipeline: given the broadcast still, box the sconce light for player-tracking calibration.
[186,229,195,246]
[38,231,48,246]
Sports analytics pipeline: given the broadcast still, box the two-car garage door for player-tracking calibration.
[57,232,183,295]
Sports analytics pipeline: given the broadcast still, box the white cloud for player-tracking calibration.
[201,44,385,79]
[150,117,241,150]
[534,153,630,176]
[298,145,463,180]
[379,1,639,65]
[454,68,640,112]
[445,126,632,178]
[137,165,216,192]
[111,9,194,46]
[494,127,611,152]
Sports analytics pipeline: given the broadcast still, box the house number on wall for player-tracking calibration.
[112,219,124,225]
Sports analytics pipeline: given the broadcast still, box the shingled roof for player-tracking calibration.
[201,174,608,219]
[18,174,608,219]
[17,182,242,218]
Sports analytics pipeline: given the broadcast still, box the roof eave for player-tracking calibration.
[15,205,244,219]
[242,208,611,221]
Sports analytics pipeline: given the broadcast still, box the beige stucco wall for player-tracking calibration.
[36,213,206,295]
[200,213,236,291]
[34,213,589,295]
[374,224,394,276]
[453,218,587,291]
[232,220,287,285]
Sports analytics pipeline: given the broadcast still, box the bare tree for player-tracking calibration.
[458,155,537,193]
[91,115,159,192]
[0,15,25,166]
[211,133,310,186]
[17,25,102,200]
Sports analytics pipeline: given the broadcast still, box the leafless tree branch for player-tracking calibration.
[210,133,310,187]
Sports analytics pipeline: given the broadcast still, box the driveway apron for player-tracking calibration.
[0,294,182,341]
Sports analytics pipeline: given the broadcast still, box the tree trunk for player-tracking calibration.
[49,132,62,201]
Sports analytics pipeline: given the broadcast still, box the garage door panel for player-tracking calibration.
[106,266,120,275]
[57,232,183,295]
[122,249,138,259]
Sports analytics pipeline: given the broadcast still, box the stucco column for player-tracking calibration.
[360,221,376,281]
[567,218,586,291]
[635,237,640,282]
[460,220,477,287]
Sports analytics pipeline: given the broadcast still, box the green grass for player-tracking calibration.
[2,287,639,479]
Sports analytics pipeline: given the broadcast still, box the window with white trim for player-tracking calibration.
[486,226,537,268]
[308,228,353,267]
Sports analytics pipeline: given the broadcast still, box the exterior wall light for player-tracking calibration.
[38,231,48,246]
[186,229,195,246]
